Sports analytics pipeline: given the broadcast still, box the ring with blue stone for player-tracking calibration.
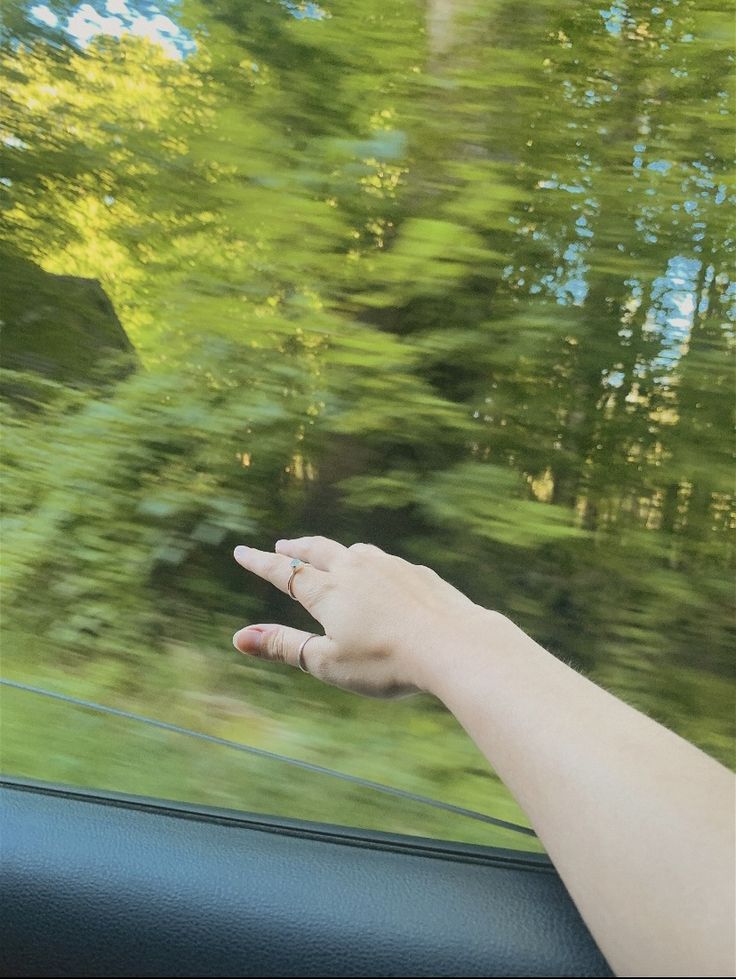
[287,557,309,599]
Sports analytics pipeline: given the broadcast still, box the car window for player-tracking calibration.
[1,0,732,852]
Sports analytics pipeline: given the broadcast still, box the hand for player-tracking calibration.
[232,535,485,698]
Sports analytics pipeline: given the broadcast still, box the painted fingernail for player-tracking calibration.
[233,545,250,561]
[233,626,263,653]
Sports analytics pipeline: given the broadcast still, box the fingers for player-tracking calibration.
[275,535,349,571]
[233,544,328,607]
[233,623,331,673]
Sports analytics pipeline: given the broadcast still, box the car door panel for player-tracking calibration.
[0,779,613,977]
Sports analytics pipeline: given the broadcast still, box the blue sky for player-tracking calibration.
[30,0,194,58]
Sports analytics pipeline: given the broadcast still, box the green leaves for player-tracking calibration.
[338,460,585,550]
[1,0,733,776]
[419,463,584,548]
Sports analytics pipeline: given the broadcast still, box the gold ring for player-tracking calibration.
[287,558,308,599]
[297,633,319,673]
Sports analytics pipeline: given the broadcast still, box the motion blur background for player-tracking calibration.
[1,0,733,850]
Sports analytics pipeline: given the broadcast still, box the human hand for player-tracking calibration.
[232,535,486,698]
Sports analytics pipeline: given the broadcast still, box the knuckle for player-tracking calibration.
[272,552,289,574]
[267,629,288,664]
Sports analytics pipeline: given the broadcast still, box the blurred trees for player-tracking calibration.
[1,0,733,765]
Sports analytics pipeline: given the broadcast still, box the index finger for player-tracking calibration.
[233,544,327,607]
[275,535,348,571]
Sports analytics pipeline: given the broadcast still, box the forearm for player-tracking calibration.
[422,609,735,978]
[234,537,733,975]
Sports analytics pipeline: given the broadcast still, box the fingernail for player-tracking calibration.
[234,545,250,562]
[275,539,288,550]
[233,626,264,653]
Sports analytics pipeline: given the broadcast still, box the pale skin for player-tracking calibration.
[232,536,736,978]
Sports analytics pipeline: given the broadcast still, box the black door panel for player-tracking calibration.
[0,780,612,977]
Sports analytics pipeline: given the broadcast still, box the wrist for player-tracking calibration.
[413,605,517,700]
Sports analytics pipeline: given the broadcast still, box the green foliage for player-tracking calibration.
[0,0,733,844]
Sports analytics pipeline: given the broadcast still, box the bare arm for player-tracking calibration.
[422,609,735,977]
[232,536,736,978]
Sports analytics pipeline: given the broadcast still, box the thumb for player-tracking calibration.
[233,622,327,672]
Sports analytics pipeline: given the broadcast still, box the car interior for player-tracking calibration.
[1,776,613,977]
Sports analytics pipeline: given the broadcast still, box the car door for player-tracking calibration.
[1,775,613,977]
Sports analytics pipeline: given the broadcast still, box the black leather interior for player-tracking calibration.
[0,779,613,977]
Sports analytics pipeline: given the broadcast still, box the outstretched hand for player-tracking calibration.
[232,535,486,698]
